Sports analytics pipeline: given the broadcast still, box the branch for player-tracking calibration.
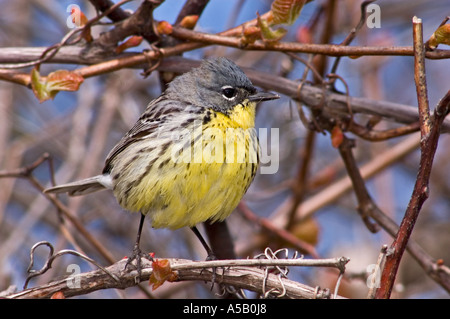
[337,136,380,233]
[263,131,450,294]
[157,57,450,132]
[413,17,431,137]
[376,90,450,297]
[329,0,377,75]
[94,0,164,50]
[2,55,448,133]
[169,26,450,59]
[238,202,319,258]
[7,254,349,299]
[348,120,420,141]
[376,17,450,299]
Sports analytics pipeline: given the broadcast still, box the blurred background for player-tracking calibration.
[0,0,449,298]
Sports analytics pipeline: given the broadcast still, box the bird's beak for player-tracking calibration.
[248,91,280,102]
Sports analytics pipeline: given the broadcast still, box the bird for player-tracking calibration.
[45,57,279,275]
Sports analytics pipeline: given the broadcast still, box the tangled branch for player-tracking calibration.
[6,244,348,299]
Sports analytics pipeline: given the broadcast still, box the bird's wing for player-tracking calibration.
[102,95,196,174]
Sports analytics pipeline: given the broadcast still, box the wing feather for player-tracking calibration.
[102,95,196,173]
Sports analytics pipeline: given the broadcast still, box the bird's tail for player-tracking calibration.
[44,174,112,196]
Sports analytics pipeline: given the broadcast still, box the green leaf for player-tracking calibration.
[257,12,288,42]
[31,68,84,103]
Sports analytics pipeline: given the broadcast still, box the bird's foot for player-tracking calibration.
[124,245,153,283]
[204,252,222,290]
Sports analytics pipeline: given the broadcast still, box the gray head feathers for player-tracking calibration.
[165,57,257,113]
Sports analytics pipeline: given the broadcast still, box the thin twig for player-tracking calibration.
[413,17,431,137]
[0,0,135,70]
[0,153,117,264]
[23,241,119,289]
[337,136,380,233]
[348,121,420,141]
[329,0,376,75]
[169,26,450,59]
[239,202,319,258]
[375,17,450,299]
[376,90,450,298]
[367,245,388,299]
[271,133,420,224]
[172,256,349,271]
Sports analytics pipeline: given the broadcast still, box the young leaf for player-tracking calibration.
[149,259,177,290]
[428,24,450,49]
[331,125,344,148]
[257,12,287,42]
[70,6,92,42]
[31,68,84,103]
[50,291,65,299]
[70,6,88,27]
[156,21,173,35]
[179,15,199,29]
[116,36,143,54]
[241,26,262,45]
[271,0,306,26]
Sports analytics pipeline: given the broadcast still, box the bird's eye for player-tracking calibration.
[221,86,237,100]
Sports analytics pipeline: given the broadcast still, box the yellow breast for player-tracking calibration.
[119,101,259,229]
[216,99,256,130]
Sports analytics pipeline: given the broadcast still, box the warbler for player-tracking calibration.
[45,57,279,271]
